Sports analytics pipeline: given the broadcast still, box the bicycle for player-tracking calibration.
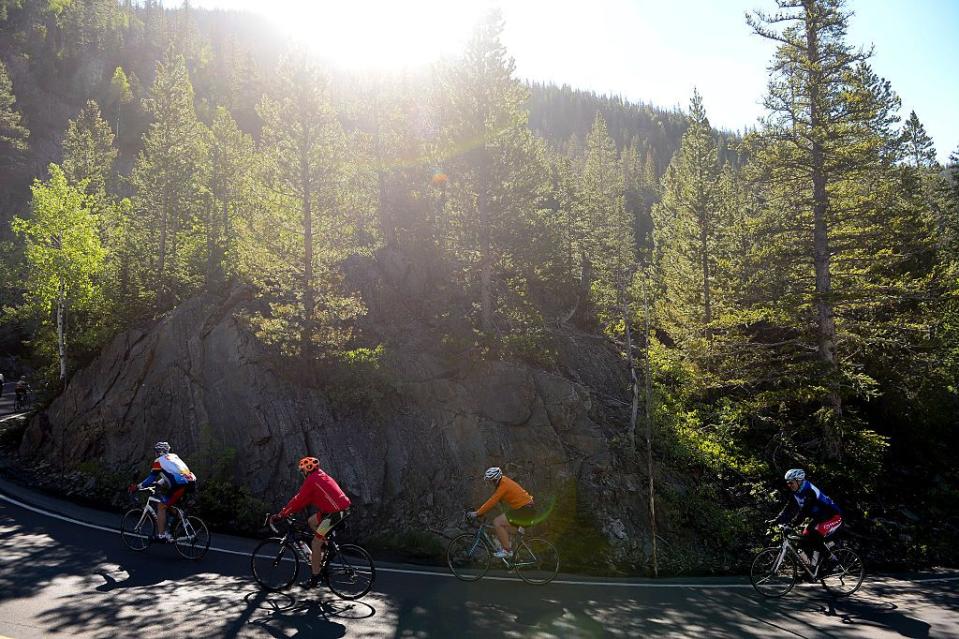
[446,512,560,585]
[750,523,864,598]
[250,513,376,600]
[120,486,211,560]
[13,390,27,412]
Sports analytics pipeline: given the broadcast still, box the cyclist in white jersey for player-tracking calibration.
[129,441,197,542]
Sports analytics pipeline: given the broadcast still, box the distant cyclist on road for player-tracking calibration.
[14,377,29,410]
[271,457,352,589]
[128,441,197,542]
[769,468,843,574]
[468,467,538,559]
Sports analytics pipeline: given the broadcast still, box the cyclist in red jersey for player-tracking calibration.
[271,457,351,588]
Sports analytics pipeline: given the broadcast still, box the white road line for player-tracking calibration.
[3,490,959,589]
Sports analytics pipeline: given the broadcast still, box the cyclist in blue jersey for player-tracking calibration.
[128,441,197,542]
[769,468,843,574]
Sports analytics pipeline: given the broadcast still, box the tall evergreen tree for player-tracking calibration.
[900,110,937,168]
[107,66,133,140]
[748,0,903,457]
[206,105,253,287]
[129,50,210,311]
[62,100,116,197]
[253,53,361,360]
[578,113,634,328]
[0,59,29,162]
[440,10,547,335]
[653,90,723,350]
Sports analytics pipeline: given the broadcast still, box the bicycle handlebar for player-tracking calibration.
[263,513,296,535]
[127,485,156,504]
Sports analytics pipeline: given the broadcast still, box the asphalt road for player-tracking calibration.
[0,472,957,638]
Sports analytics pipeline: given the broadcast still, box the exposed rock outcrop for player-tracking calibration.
[19,250,651,568]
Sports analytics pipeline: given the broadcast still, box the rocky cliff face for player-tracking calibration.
[19,249,652,569]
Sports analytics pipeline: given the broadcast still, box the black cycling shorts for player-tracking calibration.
[506,501,538,527]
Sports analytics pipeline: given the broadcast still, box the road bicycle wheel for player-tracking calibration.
[120,508,155,551]
[173,516,211,560]
[251,539,299,591]
[513,537,560,585]
[325,543,376,600]
[750,547,798,598]
[447,533,491,582]
[820,547,864,597]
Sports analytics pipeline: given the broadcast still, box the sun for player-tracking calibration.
[264,0,491,71]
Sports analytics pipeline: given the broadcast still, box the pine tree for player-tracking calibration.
[252,52,362,360]
[440,10,547,335]
[653,90,723,350]
[748,0,903,457]
[129,50,210,311]
[62,100,116,196]
[900,110,937,168]
[207,105,253,287]
[578,113,635,328]
[107,66,133,140]
[0,59,29,163]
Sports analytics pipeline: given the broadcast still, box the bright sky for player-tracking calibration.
[180,0,959,162]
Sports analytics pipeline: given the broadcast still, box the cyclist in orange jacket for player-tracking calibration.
[468,467,537,558]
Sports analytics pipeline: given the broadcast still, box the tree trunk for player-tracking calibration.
[577,254,593,328]
[700,223,712,342]
[372,97,397,248]
[641,270,658,577]
[157,191,168,308]
[301,150,315,361]
[206,199,217,289]
[623,289,638,452]
[806,7,842,458]
[478,175,493,334]
[57,277,67,383]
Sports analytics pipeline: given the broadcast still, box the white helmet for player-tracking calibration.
[784,468,805,482]
[154,441,171,455]
[484,467,503,482]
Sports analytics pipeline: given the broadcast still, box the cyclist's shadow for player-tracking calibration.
[809,595,931,638]
[240,590,373,638]
[95,560,200,592]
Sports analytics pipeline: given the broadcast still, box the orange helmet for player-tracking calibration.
[298,456,320,474]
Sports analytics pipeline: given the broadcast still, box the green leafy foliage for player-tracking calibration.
[12,164,105,382]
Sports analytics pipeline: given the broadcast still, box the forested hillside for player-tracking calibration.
[1,0,958,571]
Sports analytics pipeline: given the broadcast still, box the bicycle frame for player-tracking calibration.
[770,527,832,580]
[132,488,192,540]
[464,519,538,570]
[265,516,345,570]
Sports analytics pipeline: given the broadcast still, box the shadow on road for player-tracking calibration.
[2,506,956,638]
[240,590,380,638]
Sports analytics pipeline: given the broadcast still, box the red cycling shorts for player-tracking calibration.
[807,514,843,538]
[161,485,187,507]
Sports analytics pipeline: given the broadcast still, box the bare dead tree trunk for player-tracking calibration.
[301,148,315,362]
[642,269,658,577]
[623,283,639,452]
[478,170,493,334]
[157,190,168,308]
[700,223,712,341]
[57,276,67,383]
